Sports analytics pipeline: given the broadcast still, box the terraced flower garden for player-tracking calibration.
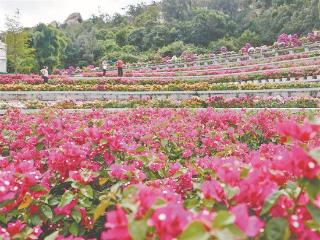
[1,42,320,240]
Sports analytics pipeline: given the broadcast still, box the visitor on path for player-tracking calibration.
[116,59,124,77]
[171,55,178,63]
[102,60,108,77]
[40,66,49,83]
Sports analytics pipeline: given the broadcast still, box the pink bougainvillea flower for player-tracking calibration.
[150,203,192,240]
[277,120,318,142]
[0,227,10,240]
[101,206,131,240]
[29,226,43,240]
[270,195,294,217]
[231,204,264,237]
[201,179,225,203]
[6,220,26,237]
[54,199,78,216]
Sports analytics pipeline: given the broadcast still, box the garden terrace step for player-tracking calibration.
[70,64,320,81]
[1,88,320,101]
[125,42,320,70]
[101,55,320,76]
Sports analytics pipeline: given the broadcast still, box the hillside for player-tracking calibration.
[2,0,320,72]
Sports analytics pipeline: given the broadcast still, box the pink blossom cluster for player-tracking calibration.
[0,109,319,239]
[277,33,302,48]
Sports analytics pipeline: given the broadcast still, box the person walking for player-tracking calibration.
[116,59,124,77]
[40,66,49,84]
[102,60,108,77]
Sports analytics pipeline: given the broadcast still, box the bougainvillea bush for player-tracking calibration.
[0,96,319,110]
[0,109,320,239]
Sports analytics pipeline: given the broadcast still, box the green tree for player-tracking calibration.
[186,9,235,46]
[32,23,67,70]
[4,10,36,73]
[162,0,193,21]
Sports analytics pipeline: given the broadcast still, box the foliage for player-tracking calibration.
[4,10,36,73]
[0,109,319,239]
[31,24,67,71]
[3,0,320,72]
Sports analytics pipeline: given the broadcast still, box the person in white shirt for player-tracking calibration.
[102,60,108,77]
[40,66,49,83]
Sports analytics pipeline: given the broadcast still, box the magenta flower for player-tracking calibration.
[101,206,131,240]
[231,204,264,237]
[201,180,225,203]
[150,203,192,240]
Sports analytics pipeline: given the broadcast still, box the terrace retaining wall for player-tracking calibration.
[1,88,320,101]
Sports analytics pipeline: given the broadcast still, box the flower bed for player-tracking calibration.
[78,56,320,78]
[0,109,319,239]
[2,65,320,87]
[0,96,319,109]
[1,81,320,91]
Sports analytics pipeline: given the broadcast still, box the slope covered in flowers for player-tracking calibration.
[0,109,319,239]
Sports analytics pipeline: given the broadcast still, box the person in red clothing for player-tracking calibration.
[116,59,124,77]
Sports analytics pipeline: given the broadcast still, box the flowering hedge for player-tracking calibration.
[0,96,319,110]
[0,109,319,239]
[1,81,320,92]
[1,65,320,88]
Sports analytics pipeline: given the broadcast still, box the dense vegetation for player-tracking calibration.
[1,0,320,72]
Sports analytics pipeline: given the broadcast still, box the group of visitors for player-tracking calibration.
[40,59,125,83]
[102,59,124,77]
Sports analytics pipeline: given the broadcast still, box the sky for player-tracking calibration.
[0,0,157,31]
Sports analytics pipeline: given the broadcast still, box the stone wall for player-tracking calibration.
[0,88,319,101]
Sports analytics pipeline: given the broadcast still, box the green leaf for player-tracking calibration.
[309,148,320,164]
[72,209,82,223]
[94,200,109,223]
[307,203,320,224]
[60,191,74,207]
[44,231,59,240]
[69,222,79,236]
[40,205,53,219]
[261,190,284,216]
[36,142,44,151]
[135,146,146,153]
[264,218,290,240]
[0,215,6,224]
[215,226,246,240]
[30,215,41,225]
[48,197,60,206]
[303,179,320,200]
[80,185,93,199]
[178,221,209,240]
[30,184,47,192]
[129,218,148,240]
[224,185,240,200]
[212,211,235,229]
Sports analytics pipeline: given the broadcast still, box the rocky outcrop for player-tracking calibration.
[64,13,83,25]
[49,21,59,28]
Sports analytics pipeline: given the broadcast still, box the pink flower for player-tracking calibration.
[150,203,192,240]
[101,206,131,240]
[6,220,26,237]
[231,204,264,237]
[201,180,225,202]
[54,199,77,216]
[29,226,42,240]
[109,164,128,180]
[270,196,294,217]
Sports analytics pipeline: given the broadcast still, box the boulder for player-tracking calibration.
[49,21,59,28]
[64,13,83,25]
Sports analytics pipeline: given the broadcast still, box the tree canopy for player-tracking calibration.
[1,0,320,72]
